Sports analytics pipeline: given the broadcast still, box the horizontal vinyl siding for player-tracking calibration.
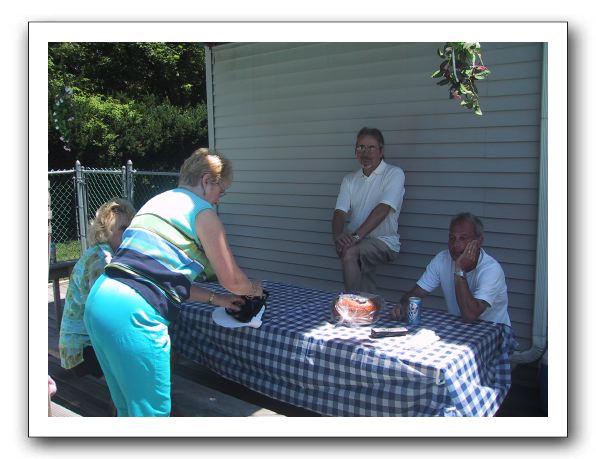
[210,42,542,349]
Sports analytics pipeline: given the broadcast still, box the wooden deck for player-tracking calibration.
[47,279,545,417]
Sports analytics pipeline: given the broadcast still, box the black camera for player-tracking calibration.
[225,290,269,323]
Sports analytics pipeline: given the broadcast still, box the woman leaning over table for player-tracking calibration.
[59,198,136,378]
[83,148,263,417]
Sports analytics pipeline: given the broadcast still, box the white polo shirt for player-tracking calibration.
[416,249,511,326]
[334,160,405,252]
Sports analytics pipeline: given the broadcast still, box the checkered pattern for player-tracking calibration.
[171,281,513,417]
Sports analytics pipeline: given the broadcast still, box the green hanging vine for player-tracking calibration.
[432,42,490,115]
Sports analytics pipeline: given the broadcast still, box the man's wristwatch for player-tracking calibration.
[454,268,466,279]
[351,232,361,242]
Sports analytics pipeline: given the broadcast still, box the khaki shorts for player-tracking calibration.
[358,238,399,293]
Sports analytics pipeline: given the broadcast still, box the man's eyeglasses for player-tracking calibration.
[355,144,381,154]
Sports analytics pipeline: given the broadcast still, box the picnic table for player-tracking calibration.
[171,280,513,417]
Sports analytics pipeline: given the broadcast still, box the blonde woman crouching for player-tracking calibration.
[59,198,136,378]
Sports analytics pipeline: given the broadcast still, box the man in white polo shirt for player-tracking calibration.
[332,127,405,293]
[392,212,511,326]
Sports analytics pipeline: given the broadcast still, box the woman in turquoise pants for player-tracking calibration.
[84,148,263,416]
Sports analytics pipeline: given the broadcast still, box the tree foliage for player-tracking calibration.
[49,42,208,170]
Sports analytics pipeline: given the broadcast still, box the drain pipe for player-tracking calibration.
[510,43,548,364]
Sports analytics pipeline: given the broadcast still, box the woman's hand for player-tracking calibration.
[212,293,245,311]
[250,279,264,298]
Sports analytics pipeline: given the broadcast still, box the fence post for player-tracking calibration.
[126,159,134,202]
[74,160,88,253]
[48,179,52,262]
[121,164,127,198]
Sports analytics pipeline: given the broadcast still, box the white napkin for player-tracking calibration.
[212,305,266,329]
[405,329,441,351]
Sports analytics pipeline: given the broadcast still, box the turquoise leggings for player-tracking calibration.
[83,275,171,416]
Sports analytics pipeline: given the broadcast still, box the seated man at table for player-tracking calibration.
[392,212,511,326]
[332,127,405,293]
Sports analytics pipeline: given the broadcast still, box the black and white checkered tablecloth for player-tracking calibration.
[171,281,513,417]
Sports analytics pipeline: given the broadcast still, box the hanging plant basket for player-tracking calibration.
[432,42,490,115]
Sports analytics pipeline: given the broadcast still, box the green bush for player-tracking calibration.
[50,92,208,170]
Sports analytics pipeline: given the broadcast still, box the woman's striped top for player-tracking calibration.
[105,188,215,321]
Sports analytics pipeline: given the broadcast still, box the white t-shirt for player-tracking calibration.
[334,160,405,252]
[416,249,511,326]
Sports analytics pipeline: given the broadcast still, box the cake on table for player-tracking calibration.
[331,293,382,326]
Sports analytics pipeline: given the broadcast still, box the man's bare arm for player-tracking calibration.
[454,239,488,322]
[332,209,354,256]
[332,209,347,240]
[352,203,392,238]
[453,276,488,322]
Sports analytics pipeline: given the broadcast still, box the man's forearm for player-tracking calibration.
[453,276,486,322]
[353,203,392,237]
[332,210,347,239]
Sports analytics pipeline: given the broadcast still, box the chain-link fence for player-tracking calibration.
[48,161,179,261]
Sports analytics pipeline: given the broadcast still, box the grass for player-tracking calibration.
[55,239,82,261]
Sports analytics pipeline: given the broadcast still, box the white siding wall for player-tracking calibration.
[208,42,543,349]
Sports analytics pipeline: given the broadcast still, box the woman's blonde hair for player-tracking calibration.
[178,148,232,187]
[87,198,136,245]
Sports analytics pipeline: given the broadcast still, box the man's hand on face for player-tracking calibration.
[455,239,481,272]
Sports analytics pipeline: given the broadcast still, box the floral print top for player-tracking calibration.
[58,243,113,369]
